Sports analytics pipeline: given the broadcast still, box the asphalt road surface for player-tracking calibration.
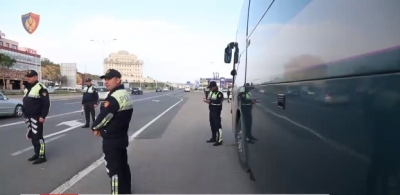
[0,90,258,194]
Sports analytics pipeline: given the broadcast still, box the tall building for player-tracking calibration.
[0,36,41,90]
[60,63,77,87]
[103,51,143,82]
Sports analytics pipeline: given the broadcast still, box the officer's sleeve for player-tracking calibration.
[38,88,50,119]
[91,96,120,131]
[93,87,99,103]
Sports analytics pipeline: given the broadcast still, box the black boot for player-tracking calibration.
[33,157,47,164]
[213,141,223,146]
[206,138,216,143]
[82,123,89,128]
[28,154,38,161]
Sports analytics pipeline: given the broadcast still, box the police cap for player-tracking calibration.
[100,69,121,79]
[25,70,38,77]
[207,81,217,88]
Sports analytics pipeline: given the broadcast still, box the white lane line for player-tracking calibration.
[65,102,81,105]
[0,92,181,128]
[11,134,66,156]
[50,94,184,194]
[43,124,84,139]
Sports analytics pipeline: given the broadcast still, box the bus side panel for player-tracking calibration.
[245,0,400,194]
[231,0,250,134]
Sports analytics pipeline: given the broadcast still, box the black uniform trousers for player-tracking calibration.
[209,110,222,142]
[26,116,45,158]
[103,138,132,194]
[227,91,230,102]
[83,101,96,125]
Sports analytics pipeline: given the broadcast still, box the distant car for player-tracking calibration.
[97,87,110,101]
[184,86,191,92]
[156,87,162,92]
[163,87,169,92]
[0,92,23,117]
[131,87,143,95]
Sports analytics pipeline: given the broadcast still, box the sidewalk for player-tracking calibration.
[62,92,258,194]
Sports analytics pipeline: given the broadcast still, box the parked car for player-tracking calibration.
[156,87,162,92]
[0,92,23,117]
[131,87,143,95]
[163,87,169,92]
[97,87,110,101]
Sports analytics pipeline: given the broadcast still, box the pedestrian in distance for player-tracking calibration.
[91,69,133,194]
[81,78,99,128]
[203,81,224,146]
[23,70,51,164]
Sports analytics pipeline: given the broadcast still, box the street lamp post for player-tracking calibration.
[90,39,117,69]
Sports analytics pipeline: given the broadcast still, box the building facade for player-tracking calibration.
[0,37,41,90]
[60,63,77,88]
[199,77,233,89]
[103,51,143,82]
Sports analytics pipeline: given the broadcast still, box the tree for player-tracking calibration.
[0,53,17,90]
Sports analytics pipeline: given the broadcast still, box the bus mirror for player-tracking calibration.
[224,46,232,63]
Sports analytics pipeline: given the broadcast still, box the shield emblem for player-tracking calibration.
[21,12,40,34]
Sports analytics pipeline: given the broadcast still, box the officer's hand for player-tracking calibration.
[93,130,101,137]
[39,117,45,123]
[24,118,28,123]
[94,104,97,108]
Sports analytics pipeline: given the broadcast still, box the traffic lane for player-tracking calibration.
[0,94,182,163]
[63,92,258,194]
[0,94,184,195]
[0,91,181,127]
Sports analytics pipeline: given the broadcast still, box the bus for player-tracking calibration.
[224,0,400,194]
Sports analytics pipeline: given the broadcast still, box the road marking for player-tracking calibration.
[65,102,81,104]
[0,92,181,128]
[50,94,184,194]
[56,119,85,127]
[11,134,66,156]
[43,124,84,139]
[152,99,160,102]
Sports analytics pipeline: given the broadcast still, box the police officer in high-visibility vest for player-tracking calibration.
[240,83,257,142]
[92,69,133,194]
[23,70,50,165]
[81,78,99,128]
[204,85,210,99]
[203,81,224,146]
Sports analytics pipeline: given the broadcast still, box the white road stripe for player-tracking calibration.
[65,102,81,104]
[0,91,181,128]
[11,134,66,156]
[49,94,184,194]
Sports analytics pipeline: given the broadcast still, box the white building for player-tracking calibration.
[60,63,77,87]
[103,51,143,82]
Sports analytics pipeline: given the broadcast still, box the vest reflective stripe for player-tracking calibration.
[111,89,133,111]
[209,92,222,106]
[24,83,46,98]
[83,86,95,93]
